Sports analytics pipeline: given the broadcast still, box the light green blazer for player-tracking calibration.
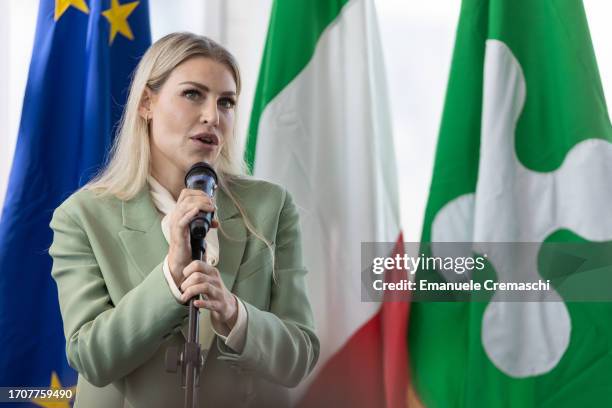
[49,178,319,408]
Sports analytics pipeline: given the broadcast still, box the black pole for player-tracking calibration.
[183,235,206,408]
[164,237,206,408]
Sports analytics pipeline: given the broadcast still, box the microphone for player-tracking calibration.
[184,162,218,239]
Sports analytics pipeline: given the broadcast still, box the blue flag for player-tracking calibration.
[0,0,150,402]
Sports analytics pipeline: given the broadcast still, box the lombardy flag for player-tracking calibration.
[0,0,150,405]
[247,0,408,407]
[409,0,612,407]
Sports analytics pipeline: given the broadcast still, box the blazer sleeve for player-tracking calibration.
[216,189,320,387]
[49,206,189,387]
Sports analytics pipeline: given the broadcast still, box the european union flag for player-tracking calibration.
[0,0,150,404]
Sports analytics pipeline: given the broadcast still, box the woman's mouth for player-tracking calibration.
[190,133,219,148]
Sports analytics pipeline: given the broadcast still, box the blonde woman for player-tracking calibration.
[49,32,319,408]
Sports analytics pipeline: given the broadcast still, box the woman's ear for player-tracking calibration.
[139,87,154,121]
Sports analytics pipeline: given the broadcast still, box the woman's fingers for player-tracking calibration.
[180,282,219,303]
[194,298,221,311]
[171,190,213,222]
[178,264,236,323]
[176,207,199,228]
[182,260,219,279]
[177,189,214,208]
[196,299,224,315]
[179,271,215,292]
[170,190,217,239]
[173,206,218,232]
[179,260,225,308]
[179,196,215,213]
[177,188,211,202]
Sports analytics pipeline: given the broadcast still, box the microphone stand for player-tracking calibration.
[165,162,217,408]
[166,234,207,408]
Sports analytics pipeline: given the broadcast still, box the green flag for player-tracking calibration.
[409,0,612,406]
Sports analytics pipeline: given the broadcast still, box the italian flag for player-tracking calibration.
[246,0,408,406]
[410,0,612,407]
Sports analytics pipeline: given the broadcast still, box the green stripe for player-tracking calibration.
[245,0,350,173]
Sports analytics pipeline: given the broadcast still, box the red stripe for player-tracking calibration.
[383,234,410,408]
[382,299,410,407]
[299,234,410,408]
[297,309,386,408]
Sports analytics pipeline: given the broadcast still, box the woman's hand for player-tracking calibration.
[179,260,239,333]
[167,188,218,286]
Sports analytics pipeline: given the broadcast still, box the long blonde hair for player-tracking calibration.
[85,32,273,261]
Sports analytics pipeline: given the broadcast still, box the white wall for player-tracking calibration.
[0,1,8,204]
[375,0,461,240]
[584,0,612,107]
[0,0,38,210]
[1,1,611,241]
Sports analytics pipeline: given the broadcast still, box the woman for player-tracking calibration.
[49,32,319,408]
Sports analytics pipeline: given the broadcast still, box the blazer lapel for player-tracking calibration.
[118,188,168,281]
[215,187,247,293]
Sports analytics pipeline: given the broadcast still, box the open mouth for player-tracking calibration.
[190,133,219,146]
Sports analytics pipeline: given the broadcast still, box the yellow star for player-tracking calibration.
[102,0,140,45]
[31,371,76,408]
[54,0,89,21]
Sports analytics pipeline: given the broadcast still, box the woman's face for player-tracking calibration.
[143,56,237,177]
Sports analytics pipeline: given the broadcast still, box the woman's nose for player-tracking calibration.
[199,100,219,126]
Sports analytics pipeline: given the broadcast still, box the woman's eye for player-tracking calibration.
[182,89,201,101]
[218,98,236,109]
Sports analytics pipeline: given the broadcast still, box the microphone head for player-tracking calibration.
[185,162,218,239]
[185,162,218,197]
